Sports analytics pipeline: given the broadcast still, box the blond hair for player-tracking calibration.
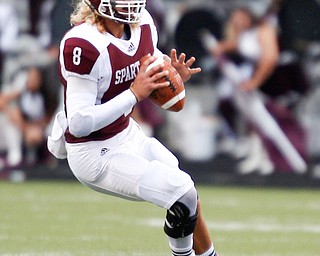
[70,0,98,26]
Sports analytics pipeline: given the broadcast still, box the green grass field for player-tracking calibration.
[0,181,319,256]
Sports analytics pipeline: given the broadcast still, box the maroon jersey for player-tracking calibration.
[59,11,160,143]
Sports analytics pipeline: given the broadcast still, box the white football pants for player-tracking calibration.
[66,118,194,209]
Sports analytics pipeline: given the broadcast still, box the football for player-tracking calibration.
[140,56,185,112]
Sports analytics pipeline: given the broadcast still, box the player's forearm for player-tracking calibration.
[86,89,137,132]
[67,89,137,138]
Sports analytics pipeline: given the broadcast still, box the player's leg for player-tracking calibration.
[84,152,198,256]
[164,186,198,256]
[67,131,197,256]
[67,121,216,255]
[193,200,217,256]
[135,129,218,256]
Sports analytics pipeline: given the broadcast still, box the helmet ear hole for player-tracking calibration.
[99,5,107,13]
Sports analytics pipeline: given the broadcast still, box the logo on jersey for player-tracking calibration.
[128,42,136,52]
[115,60,140,85]
[100,148,110,156]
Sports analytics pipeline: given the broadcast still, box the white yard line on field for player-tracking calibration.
[142,218,320,234]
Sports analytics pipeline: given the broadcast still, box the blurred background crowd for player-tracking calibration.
[0,0,320,184]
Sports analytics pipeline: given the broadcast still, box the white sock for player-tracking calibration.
[196,243,215,256]
[169,234,194,256]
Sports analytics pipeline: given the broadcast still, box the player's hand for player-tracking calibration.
[130,56,170,102]
[169,49,201,82]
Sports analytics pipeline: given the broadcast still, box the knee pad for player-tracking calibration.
[164,201,198,238]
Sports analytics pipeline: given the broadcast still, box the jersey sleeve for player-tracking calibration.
[62,37,101,82]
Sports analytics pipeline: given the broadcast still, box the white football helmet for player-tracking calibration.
[84,0,146,24]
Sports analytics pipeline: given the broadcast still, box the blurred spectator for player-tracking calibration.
[21,0,60,52]
[208,6,308,175]
[0,0,71,176]
[0,1,19,86]
[0,1,20,172]
[9,0,71,77]
[3,0,63,97]
[0,66,58,172]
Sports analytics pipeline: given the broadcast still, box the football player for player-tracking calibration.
[49,0,218,255]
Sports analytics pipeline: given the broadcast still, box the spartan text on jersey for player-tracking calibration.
[115,60,140,85]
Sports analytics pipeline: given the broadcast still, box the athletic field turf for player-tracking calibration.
[0,181,319,256]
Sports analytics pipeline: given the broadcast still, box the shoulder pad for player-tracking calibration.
[63,37,100,75]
